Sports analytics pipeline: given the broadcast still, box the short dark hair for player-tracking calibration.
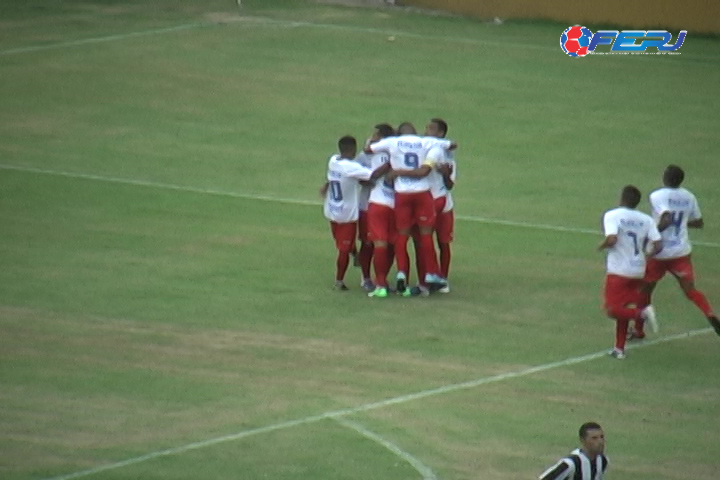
[430,118,448,137]
[579,422,603,439]
[338,135,357,152]
[374,123,395,138]
[397,122,416,135]
[664,164,685,188]
[621,185,642,208]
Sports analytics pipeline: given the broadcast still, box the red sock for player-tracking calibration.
[387,244,395,272]
[419,233,440,276]
[394,235,410,276]
[359,242,373,280]
[439,242,451,278]
[336,250,350,282]
[686,289,714,317]
[634,318,646,336]
[615,319,629,351]
[373,245,389,287]
[413,237,426,286]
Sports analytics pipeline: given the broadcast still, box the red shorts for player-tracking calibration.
[330,221,356,250]
[395,191,436,231]
[435,209,454,244]
[358,210,369,243]
[433,196,447,216]
[645,255,695,283]
[367,203,396,244]
[604,274,644,311]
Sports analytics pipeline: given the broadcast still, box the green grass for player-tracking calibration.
[1,1,719,479]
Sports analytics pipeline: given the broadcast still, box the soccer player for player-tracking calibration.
[322,135,385,290]
[539,422,609,480]
[641,165,720,336]
[599,185,662,359]
[354,147,375,291]
[366,122,453,295]
[364,123,396,298]
[425,118,456,293]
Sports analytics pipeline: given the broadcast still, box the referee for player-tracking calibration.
[539,422,609,480]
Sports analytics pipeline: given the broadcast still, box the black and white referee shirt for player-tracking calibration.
[539,448,608,480]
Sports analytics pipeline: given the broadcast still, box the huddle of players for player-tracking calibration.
[322,119,456,298]
[599,165,720,359]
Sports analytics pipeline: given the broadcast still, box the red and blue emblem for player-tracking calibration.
[560,25,593,57]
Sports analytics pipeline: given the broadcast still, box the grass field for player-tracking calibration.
[1,1,719,479]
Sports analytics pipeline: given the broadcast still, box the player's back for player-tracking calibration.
[603,207,657,278]
[324,155,370,223]
[649,187,700,258]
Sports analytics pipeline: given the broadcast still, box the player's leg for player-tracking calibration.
[393,193,413,295]
[669,256,719,334]
[332,222,356,290]
[367,204,392,298]
[605,276,650,357]
[415,192,441,285]
[410,224,426,288]
[436,208,454,293]
[357,210,374,290]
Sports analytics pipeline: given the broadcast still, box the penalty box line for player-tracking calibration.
[1,164,719,248]
[42,327,712,480]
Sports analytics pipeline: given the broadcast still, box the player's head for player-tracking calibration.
[338,135,357,158]
[578,422,605,457]
[397,122,416,135]
[425,118,448,138]
[372,123,395,142]
[663,164,685,188]
[620,185,642,208]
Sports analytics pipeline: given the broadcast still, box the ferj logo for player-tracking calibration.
[560,25,686,57]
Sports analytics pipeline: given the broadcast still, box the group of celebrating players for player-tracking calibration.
[320,120,719,358]
[321,118,456,298]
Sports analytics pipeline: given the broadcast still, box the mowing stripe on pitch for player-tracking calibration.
[2,164,719,248]
[41,327,713,480]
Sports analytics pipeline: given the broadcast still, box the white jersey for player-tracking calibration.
[649,187,701,259]
[323,154,372,223]
[355,152,373,212]
[367,151,394,208]
[369,135,451,194]
[427,143,457,212]
[603,207,661,278]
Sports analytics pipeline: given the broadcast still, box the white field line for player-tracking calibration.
[0,15,551,58]
[0,23,210,56]
[2,12,714,60]
[334,417,439,480]
[41,327,712,480]
[2,164,719,248]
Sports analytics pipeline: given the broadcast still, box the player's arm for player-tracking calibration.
[688,196,703,228]
[389,164,432,179]
[598,211,618,251]
[657,211,673,232]
[597,234,618,251]
[319,181,329,198]
[437,163,455,190]
[539,460,573,480]
[688,218,703,229]
[646,223,663,257]
[365,137,392,155]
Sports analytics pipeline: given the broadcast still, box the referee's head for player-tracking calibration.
[579,422,605,459]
